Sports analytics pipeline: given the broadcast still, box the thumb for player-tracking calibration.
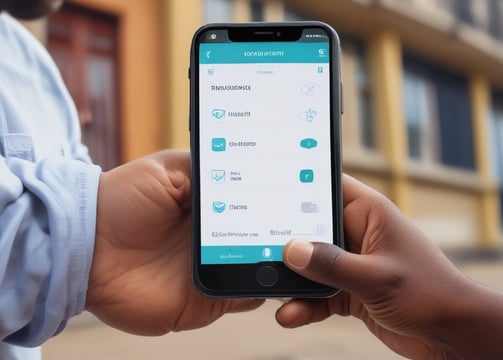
[283,239,397,300]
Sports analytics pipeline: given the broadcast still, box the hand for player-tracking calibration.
[85,150,263,335]
[276,174,503,359]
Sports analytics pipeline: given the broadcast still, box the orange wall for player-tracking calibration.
[73,0,163,162]
[162,0,203,149]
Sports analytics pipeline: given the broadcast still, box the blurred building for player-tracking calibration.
[23,0,503,249]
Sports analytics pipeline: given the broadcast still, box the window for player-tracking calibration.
[250,0,264,22]
[204,0,234,23]
[490,90,503,223]
[48,4,120,170]
[341,35,376,150]
[403,70,440,162]
[355,44,375,149]
[283,7,310,21]
[403,55,475,170]
[488,0,503,39]
[436,0,454,11]
[454,0,474,24]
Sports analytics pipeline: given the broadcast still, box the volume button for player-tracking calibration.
[188,67,191,131]
[340,82,344,115]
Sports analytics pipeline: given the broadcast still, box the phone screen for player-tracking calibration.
[197,28,334,265]
[191,25,341,298]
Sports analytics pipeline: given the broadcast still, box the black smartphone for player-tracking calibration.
[190,22,343,298]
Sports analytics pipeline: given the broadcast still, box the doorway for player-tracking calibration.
[48,4,120,170]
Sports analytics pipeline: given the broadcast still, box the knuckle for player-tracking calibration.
[312,244,345,273]
[386,272,405,290]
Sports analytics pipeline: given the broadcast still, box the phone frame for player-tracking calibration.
[190,21,344,298]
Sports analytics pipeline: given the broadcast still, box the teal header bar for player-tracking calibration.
[202,245,284,264]
[200,42,329,64]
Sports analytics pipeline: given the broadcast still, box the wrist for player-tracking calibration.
[85,171,114,311]
[429,278,503,359]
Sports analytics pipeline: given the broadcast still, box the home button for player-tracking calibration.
[256,265,278,287]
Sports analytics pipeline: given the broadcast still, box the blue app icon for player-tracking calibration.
[212,138,226,152]
[300,138,318,150]
[212,201,226,213]
[211,170,226,183]
[212,109,226,120]
[299,169,314,183]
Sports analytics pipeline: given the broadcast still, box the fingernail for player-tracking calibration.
[285,240,314,269]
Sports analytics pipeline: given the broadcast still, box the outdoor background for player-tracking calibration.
[42,260,503,359]
[19,0,503,358]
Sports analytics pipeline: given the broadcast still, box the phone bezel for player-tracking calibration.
[189,22,344,298]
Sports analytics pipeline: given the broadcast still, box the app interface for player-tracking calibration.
[199,29,334,264]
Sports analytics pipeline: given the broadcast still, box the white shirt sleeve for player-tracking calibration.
[0,13,102,349]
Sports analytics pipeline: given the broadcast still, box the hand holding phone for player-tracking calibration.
[190,22,344,297]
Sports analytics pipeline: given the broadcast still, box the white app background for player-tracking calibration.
[199,61,333,248]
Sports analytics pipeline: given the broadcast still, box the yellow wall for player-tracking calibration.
[368,30,411,213]
[162,0,502,248]
[162,0,202,149]
[24,0,500,247]
[470,74,502,246]
[161,0,287,150]
[281,0,503,247]
[410,184,481,249]
[73,0,164,162]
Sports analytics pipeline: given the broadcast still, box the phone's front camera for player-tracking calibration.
[276,32,282,37]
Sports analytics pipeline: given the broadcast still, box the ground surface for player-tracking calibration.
[42,259,503,360]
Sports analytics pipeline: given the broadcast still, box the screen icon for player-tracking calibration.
[211,170,226,183]
[212,109,226,120]
[299,169,314,183]
[299,109,317,123]
[300,138,318,150]
[301,202,319,213]
[212,201,226,213]
[300,81,320,96]
[212,138,227,152]
[301,82,317,96]
[317,224,327,236]
[262,247,273,259]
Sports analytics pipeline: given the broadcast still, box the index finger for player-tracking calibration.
[342,174,381,207]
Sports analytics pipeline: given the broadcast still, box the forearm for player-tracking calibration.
[430,280,503,359]
[0,156,100,346]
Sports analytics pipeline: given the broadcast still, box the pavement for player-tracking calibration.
[42,258,503,360]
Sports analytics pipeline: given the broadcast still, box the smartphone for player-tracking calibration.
[190,22,343,298]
